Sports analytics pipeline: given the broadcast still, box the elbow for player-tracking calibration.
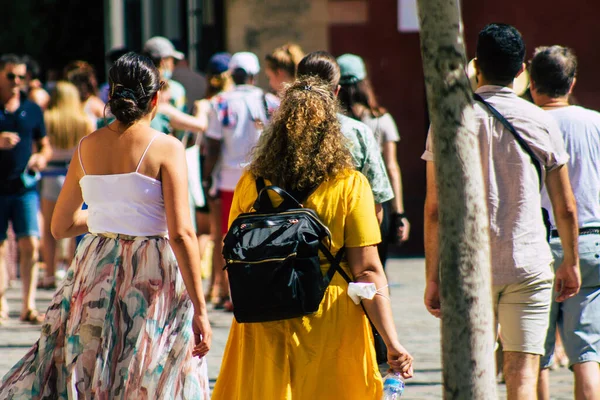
[169,228,197,246]
[51,224,67,240]
[353,267,385,283]
[554,201,578,224]
[386,163,401,180]
[424,200,439,223]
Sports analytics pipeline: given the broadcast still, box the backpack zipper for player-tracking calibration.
[225,252,298,267]
[236,210,331,237]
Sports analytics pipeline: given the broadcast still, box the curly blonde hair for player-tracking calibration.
[250,76,353,191]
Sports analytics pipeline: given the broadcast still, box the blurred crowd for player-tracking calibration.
[0,36,408,318]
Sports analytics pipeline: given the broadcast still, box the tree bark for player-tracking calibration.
[416,1,498,399]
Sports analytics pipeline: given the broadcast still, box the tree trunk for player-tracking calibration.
[416,1,498,399]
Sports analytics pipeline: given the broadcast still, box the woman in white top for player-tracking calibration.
[337,54,410,267]
[0,52,211,399]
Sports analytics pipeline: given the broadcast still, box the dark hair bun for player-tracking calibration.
[107,52,161,125]
[110,97,146,125]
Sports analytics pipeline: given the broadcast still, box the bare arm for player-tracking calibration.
[193,99,210,131]
[375,203,383,224]
[202,137,222,181]
[161,136,211,356]
[423,161,441,317]
[545,165,580,301]
[51,146,88,239]
[382,140,410,241]
[347,245,414,378]
[382,141,404,214]
[158,102,207,133]
[28,136,53,170]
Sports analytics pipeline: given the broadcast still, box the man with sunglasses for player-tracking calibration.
[0,54,52,325]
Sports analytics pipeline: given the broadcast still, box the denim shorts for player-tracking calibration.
[541,234,600,368]
[0,190,40,241]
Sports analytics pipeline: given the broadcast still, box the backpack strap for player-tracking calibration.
[319,244,349,285]
[255,177,266,193]
[319,242,382,340]
[254,177,317,211]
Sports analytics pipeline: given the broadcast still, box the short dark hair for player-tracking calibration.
[476,23,525,85]
[297,51,340,91]
[231,68,251,85]
[108,52,163,125]
[530,46,577,98]
[0,54,25,71]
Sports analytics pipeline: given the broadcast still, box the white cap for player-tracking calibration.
[143,36,184,60]
[229,52,260,75]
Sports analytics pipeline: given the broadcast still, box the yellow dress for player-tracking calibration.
[212,170,383,400]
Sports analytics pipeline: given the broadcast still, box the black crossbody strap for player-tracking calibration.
[319,243,349,284]
[474,93,543,189]
[318,242,382,338]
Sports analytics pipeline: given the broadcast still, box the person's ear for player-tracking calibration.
[151,91,159,108]
[473,58,481,83]
[568,77,577,94]
[334,85,340,97]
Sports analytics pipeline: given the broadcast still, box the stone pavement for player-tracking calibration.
[1,258,575,399]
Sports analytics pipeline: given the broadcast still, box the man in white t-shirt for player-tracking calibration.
[531,45,600,400]
[203,52,269,236]
[423,24,580,399]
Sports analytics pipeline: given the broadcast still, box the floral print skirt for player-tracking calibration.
[0,233,209,399]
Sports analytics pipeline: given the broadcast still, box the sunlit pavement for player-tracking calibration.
[1,258,574,399]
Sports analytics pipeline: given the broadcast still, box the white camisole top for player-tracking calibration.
[78,134,169,237]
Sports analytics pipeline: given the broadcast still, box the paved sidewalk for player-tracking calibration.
[1,258,574,398]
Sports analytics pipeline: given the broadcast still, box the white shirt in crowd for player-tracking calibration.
[541,105,600,229]
[205,85,269,191]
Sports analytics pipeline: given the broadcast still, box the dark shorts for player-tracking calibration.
[0,190,40,241]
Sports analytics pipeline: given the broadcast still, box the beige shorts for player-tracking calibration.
[492,274,553,355]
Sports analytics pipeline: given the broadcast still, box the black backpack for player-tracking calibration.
[222,178,345,323]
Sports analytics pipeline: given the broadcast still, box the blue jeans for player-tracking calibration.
[541,234,600,368]
[0,190,40,241]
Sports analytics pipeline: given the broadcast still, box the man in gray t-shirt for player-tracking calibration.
[423,24,580,398]
[531,45,600,400]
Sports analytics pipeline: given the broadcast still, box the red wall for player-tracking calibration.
[329,0,600,255]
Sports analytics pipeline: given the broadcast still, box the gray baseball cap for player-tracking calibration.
[143,36,184,60]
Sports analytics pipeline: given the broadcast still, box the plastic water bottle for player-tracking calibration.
[381,372,405,399]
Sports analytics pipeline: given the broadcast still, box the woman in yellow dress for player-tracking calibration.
[212,77,414,399]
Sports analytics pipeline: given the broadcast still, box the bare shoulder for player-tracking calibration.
[153,132,185,163]
[154,132,183,150]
